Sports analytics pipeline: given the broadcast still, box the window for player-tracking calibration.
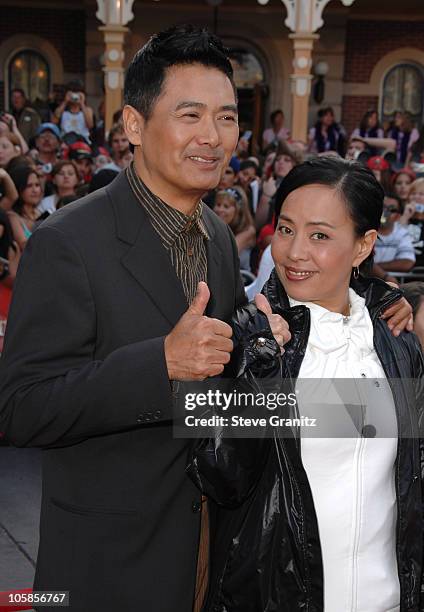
[8,50,50,104]
[382,63,424,127]
[229,49,264,90]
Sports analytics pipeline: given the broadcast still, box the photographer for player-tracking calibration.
[31,123,61,186]
[53,82,94,143]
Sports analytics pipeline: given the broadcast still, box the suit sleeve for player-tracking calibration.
[227,225,248,310]
[0,226,173,448]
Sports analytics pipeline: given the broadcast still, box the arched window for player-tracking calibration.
[8,50,50,104]
[229,49,264,89]
[382,63,424,127]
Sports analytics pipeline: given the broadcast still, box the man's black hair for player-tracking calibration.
[11,88,26,98]
[273,157,384,275]
[239,160,258,173]
[124,24,237,120]
[384,191,404,215]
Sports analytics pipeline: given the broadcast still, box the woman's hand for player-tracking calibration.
[380,296,413,336]
[262,176,277,199]
[255,293,291,351]
[399,202,415,225]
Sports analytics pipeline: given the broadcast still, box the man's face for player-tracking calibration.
[75,158,93,180]
[125,64,239,201]
[346,139,365,160]
[380,196,401,230]
[11,91,25,111]
[36,131,59,154]
[111,132,129,155]
[237,166,256,189]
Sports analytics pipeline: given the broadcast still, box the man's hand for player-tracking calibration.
[255,294,291,351]
[164,281,233,380]
[380,296,413,336]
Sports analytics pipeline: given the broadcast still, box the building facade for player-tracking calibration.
[1,0,423,142]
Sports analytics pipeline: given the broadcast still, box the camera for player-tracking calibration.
[70,93,80,103]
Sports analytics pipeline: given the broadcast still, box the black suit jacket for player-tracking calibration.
[0,171,246,612]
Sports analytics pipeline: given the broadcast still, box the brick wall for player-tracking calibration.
[0,8,86,74]
[341,95,379,136]
[344,20,424,83]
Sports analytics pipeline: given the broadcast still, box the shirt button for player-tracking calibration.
[192,500,202,513]
[187,247,193,256]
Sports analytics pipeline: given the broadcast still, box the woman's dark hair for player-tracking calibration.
[272,140,303,174]
[0,208,15,260]
[359,110,381,137]
[9,165,40,215]
[410,125,424,158]
[270,109,284,125]
[273,157,384,275]
[124,24,236,121]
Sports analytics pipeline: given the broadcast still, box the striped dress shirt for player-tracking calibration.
[126,162,209,304]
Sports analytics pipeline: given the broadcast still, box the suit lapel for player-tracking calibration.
[202,209,224,318]
[107,173,188,327]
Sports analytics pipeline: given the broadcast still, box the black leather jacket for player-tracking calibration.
[188,271,424,612]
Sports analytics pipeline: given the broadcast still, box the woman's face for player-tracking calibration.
[368,112,377,129]
[0,136,18,167]
[414,299,424,351]
[54,164,79,193]
[274,155,294,178]
[271,184,375,313]
[394,173,412,201]
[409,186,424,205]
[321,111,334,128]
[214,195,236,226]
[219,166,235,189]
[394,112,403,128]
[22,173,42,207]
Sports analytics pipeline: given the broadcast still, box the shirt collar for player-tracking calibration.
[126,162,209,247]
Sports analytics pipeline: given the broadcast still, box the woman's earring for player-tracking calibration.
[353,266,359,279]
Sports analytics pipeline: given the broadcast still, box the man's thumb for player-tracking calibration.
[189,281,210,315]
[255,293,272,316]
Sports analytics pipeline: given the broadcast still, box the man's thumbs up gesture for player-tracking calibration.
[164,282,233,380]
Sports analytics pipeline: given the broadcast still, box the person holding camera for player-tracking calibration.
[53,83,94,143]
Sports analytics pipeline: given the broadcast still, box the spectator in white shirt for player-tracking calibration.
[37,160,80,215]
[262,109,290,150]
[373,192,416,281]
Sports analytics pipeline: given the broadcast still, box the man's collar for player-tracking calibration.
[126,162,209,246]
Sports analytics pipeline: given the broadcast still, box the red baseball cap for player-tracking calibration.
[367,156,390,171]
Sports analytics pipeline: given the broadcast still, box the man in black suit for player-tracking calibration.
[0,25,290,612]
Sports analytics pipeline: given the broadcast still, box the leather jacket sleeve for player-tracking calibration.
[186,303,282,508]
[412,338,424,610]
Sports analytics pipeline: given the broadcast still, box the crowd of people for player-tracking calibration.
[0,81,132,322]
[1,85,424,350]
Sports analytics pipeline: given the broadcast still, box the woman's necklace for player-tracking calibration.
[342,304,351,325]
